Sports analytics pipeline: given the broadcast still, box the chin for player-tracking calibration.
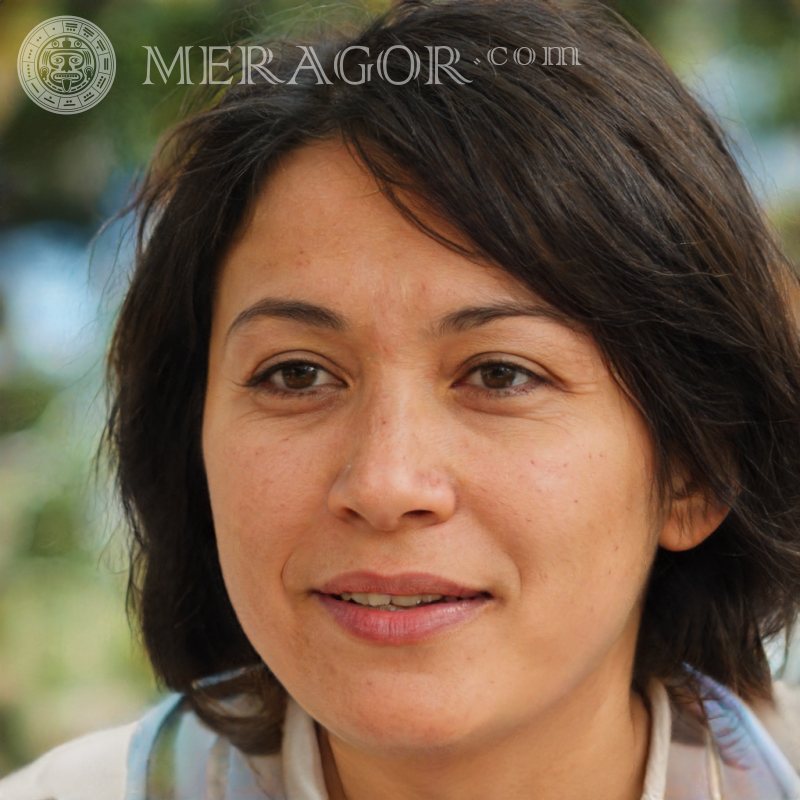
[334,706,483,754]
[297,667,514,754]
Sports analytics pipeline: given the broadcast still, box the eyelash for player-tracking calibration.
[248,358,546,398]
[247,360,334,396]
[460,360,547,397]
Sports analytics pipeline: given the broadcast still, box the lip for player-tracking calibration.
[317,571,485,598]
[315,571,492,645]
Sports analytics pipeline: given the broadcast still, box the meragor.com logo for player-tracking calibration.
[17,16,115,114]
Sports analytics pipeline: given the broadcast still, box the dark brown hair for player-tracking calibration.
[106,0,800,753]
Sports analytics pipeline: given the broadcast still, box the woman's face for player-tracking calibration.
[203,141,662,752]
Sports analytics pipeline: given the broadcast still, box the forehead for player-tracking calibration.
[215,141,548,327]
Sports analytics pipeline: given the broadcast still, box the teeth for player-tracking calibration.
[391,595,425,607]
[338,592,446,607]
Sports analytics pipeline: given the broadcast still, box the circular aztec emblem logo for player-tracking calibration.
[17,16,116,114]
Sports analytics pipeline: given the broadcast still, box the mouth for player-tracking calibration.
[332,591,488,611]
[314,572,492,643]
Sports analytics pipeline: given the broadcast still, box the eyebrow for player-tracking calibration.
[226,299,347,341]
[225,298,575,342]
[435,302,576,335]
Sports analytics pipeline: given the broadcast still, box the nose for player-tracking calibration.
[327,387,457,532]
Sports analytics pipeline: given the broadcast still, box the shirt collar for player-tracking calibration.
[275,682,674,800]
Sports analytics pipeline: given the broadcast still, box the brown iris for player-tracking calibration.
[479,364,520,388]
[279,364,319,389]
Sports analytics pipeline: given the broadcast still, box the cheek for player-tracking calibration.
[203,422,330,618]
[472,418,656,621]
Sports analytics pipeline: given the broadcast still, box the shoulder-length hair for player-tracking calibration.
[106,0,800,753]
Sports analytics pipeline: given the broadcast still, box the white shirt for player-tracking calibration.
[2,680,799,800]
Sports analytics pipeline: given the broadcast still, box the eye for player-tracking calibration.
[462,361,543,391]
[257,360,339,392]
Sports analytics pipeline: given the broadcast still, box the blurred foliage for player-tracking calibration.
[0,371,62,434]
[0,0,383,227]
[610,0,800,267]
[0,0,276,776]
[2,0,250,226]
[0,0,798,779]
[0,369,159,775]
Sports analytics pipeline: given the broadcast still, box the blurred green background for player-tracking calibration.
[1,0,799,777]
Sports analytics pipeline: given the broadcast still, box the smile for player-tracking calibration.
[336,592,467,610]
[314,573,492,643]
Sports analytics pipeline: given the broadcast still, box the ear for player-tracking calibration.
[658,481,729,552]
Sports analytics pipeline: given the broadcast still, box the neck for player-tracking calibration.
[319,675,651,800]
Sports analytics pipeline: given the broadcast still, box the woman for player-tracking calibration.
[3,0,800,798]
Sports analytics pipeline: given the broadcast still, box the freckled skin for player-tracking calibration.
[202,142,723,800]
